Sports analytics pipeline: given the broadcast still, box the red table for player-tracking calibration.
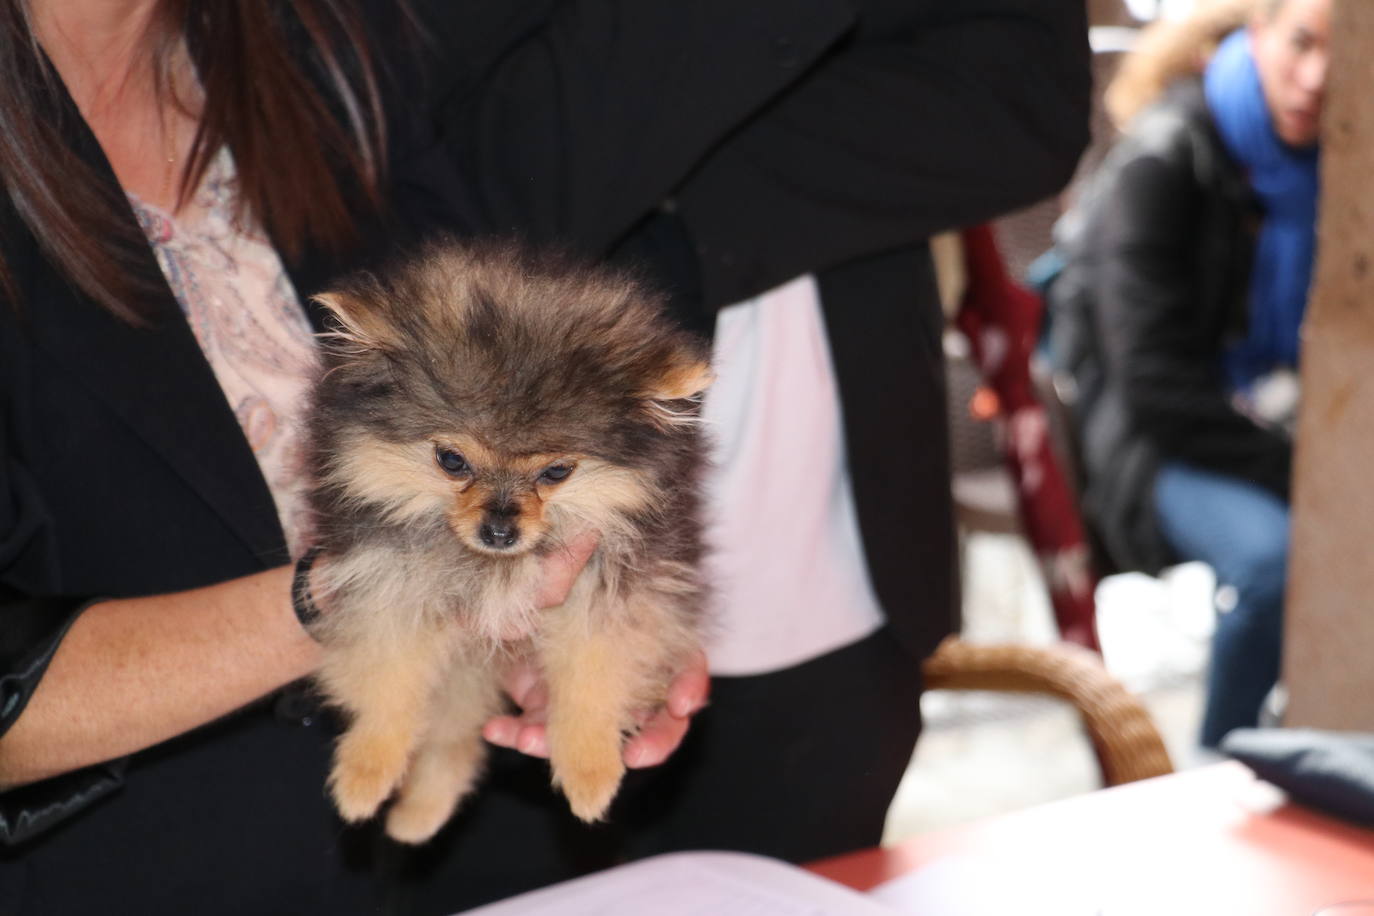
[809,762,1374,914]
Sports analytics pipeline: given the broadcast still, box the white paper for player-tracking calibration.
[455,851,898,916]
[867,852,1103,915]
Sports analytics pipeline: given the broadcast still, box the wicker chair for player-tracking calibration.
[923,637,1175,786]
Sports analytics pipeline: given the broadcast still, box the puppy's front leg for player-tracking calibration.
[384,655,503,844]
[540,582,648,823]
[320,623,453,824]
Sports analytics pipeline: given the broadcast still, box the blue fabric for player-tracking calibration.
[1204,30,1320,391]
[1154,461,1290,748]
[1222,729,1374,828]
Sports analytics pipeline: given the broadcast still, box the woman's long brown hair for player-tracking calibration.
[0,0,389,323]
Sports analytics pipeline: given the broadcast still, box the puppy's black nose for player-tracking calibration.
[479,520,519,549]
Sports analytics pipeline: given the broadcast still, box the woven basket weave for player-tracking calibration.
[923,637,1175,786]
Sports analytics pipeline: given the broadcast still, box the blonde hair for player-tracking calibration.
[1104,0,1259,130]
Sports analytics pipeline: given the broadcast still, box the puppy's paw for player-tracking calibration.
[552,745,625,823]
[382,740,485,844]
[384,796,455,845]
[329,733,409,823]
[330,759,400,823]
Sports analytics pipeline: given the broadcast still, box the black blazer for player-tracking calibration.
[0,1,1089,911]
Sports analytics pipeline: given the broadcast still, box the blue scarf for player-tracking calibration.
[1204,29,1319,390]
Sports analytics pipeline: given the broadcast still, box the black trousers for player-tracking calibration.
[394,625,924,914]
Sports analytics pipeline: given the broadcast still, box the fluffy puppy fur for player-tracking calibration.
[303,241,710,843]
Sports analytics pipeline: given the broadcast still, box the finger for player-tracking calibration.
[666,649,711,718]
[502,664,543,710]
[533,531,598,608]
[482,715,551,758]
[515,679,550,717]
[514,723,549,758]
[482,716,521,749]
[623,708,691,769]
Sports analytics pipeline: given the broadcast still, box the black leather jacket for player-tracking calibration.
[1049,79,1291,574]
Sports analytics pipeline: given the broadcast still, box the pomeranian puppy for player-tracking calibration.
[301,240,710,844]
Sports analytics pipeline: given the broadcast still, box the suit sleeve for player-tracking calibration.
[1092,150,1292,497]
[672,0,1093,307]
[0,593,121,848]
[0,363,122,845]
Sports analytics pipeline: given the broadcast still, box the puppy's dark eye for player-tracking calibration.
[538,464,574,484]
[436,447,471,477]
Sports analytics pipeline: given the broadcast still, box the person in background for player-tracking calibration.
[1050,0,1329,749]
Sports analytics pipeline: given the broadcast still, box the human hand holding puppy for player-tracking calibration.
[486,649,709,769]
[305,528,707,769]
[484,532,709,768]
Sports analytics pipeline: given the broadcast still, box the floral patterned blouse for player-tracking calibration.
[129,149,319,559]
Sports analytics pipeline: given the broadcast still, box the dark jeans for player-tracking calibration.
[392,625,924,914]
[1154,462,1289,749]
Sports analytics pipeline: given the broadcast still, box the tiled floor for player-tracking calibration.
[883,533,1219,844]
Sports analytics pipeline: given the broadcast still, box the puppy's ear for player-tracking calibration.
[639,358,713,429]
[313,290,402,353]
[644,359,714,401]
